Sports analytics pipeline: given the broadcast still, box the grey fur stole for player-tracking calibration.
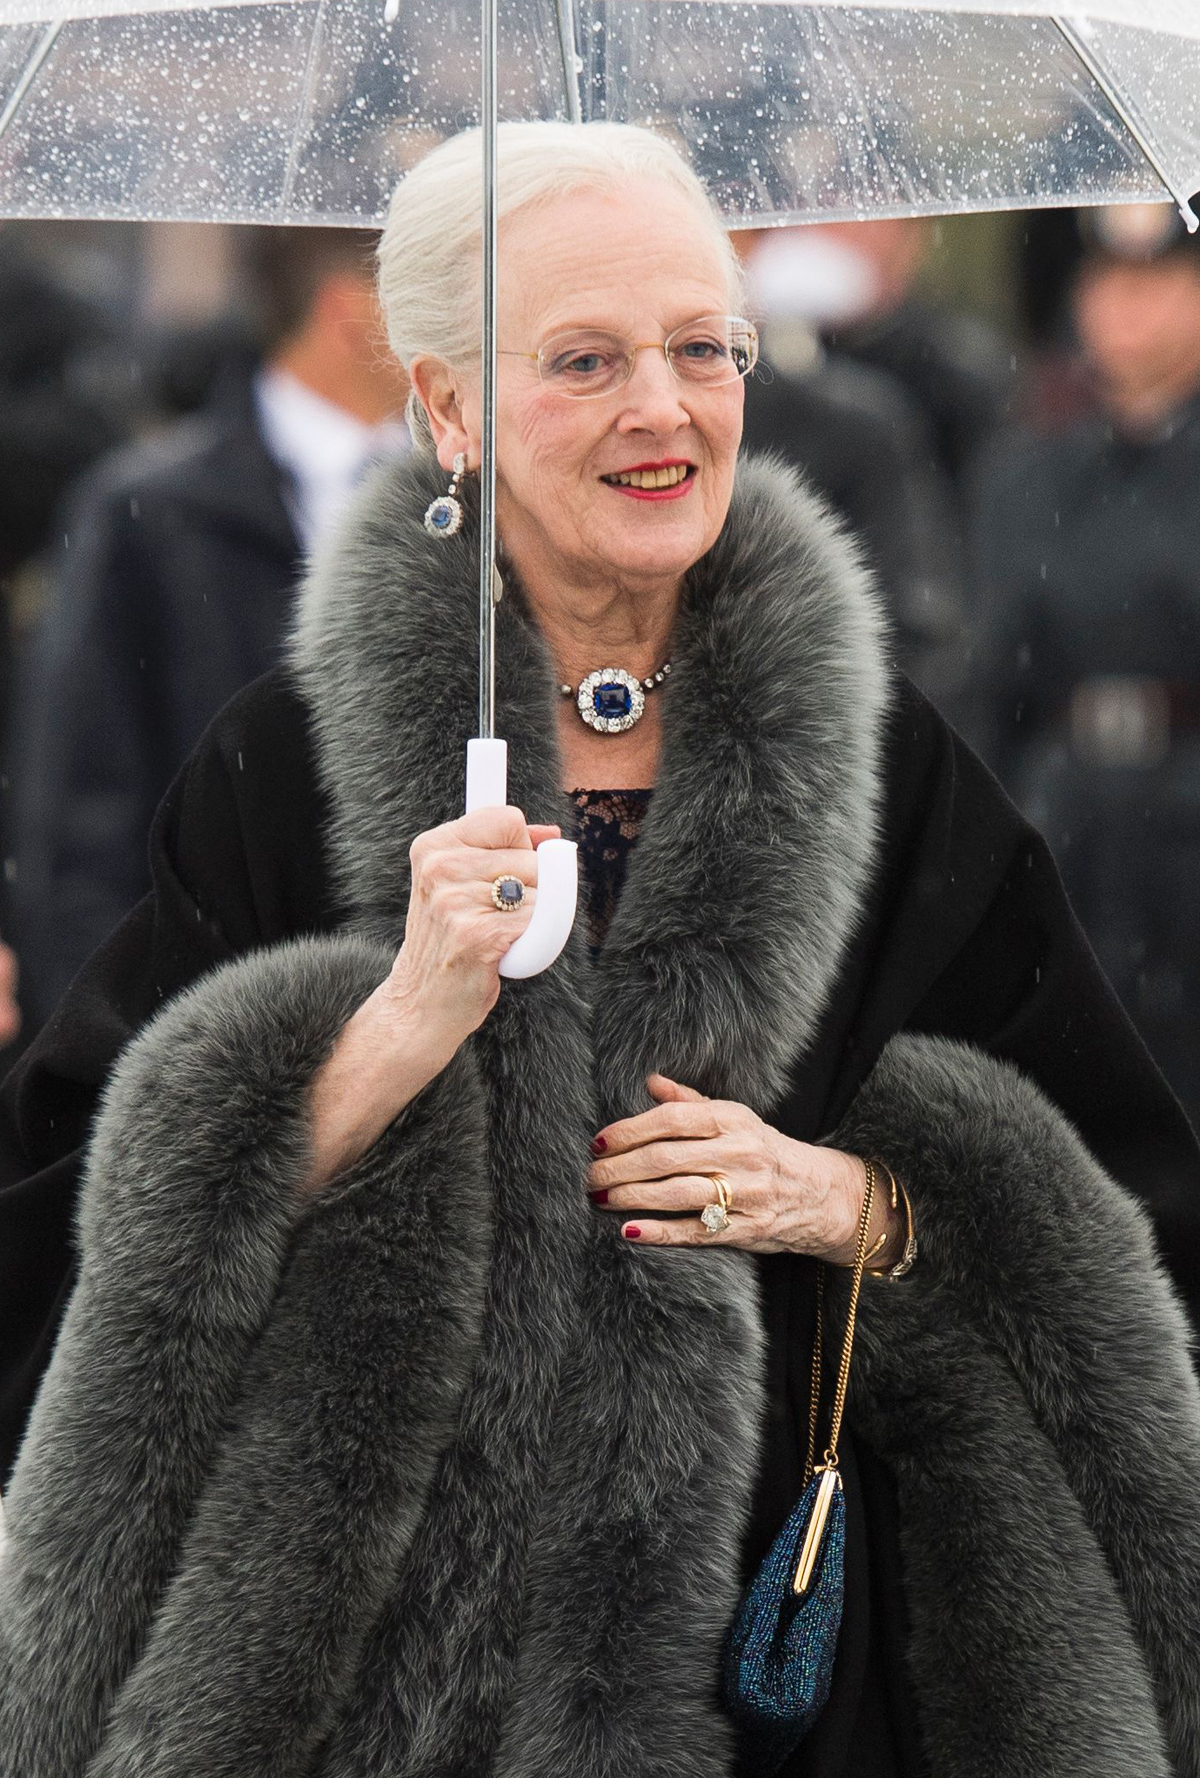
[1,455,1198,1778]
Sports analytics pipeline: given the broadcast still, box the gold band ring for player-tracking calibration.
[700,1171,733,1235]
[491,875,526,912]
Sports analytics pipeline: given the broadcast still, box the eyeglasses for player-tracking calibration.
[499,314,759,400]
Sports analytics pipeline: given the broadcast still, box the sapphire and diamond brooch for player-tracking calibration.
[561,661,671,734]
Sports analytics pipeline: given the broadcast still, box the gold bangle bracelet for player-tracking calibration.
[864,1161,918,1281]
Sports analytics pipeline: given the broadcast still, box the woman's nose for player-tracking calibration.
[615,347,691,433]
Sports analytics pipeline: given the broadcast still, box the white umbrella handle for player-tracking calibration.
[465,739,578,979]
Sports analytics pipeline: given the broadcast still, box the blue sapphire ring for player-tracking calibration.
[491,875,526,912]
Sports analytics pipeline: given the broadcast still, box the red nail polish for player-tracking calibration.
[590,1136,607,1156]
[623,1225,642,1240]
[589,1188,609,1205]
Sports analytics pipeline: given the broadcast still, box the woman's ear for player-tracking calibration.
[409,355,472,473]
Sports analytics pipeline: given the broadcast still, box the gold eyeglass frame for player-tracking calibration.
[498,315,759,399]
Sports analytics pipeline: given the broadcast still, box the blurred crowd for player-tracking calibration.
[1,200,1198,1134]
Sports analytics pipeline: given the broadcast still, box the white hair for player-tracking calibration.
[377,120,744,449]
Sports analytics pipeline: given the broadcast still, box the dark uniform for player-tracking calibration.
[972,394,1200,1132]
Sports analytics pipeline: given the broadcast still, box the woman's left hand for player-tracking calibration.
[587,1072,879,1264]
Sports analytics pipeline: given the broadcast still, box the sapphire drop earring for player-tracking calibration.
[424,452,467,538]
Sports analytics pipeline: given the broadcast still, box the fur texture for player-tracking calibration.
[831,1035,1200,1778]
[0,935,492,1778]
[0,453,1197,1778]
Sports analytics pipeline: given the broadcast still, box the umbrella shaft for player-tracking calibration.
[556,0,582,127]
[479,0,499,740]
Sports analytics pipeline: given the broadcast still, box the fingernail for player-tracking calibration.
[590,1136,607,1156]
[623,1225,642,1241]
[589,1188,609,1205]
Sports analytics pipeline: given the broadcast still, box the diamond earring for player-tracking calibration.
[423,452,467,538]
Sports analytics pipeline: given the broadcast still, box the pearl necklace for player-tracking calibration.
[559,661,673,734]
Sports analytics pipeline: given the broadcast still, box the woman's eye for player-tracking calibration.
[548,350,611,377]
[678,338,726,360]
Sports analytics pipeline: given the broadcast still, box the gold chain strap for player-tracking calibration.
[802,1160,878,1487]
[803,1272,823,1491]
[793,1162,878,1595]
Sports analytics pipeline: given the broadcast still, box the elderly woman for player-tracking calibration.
[2,123,1200,1778]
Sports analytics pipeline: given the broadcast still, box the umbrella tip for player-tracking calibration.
[1180,198,1200,236]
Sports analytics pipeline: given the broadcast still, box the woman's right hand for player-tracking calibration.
[385,805,560,1047]
[303,807,559,1194]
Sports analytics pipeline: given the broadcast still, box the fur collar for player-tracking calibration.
[291,448,889,1110]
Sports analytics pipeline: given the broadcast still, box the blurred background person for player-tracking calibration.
[971,201,1200,1133]
[816,215,1016,504]
[735,223,967,710]
[0,223,144,1060]
[0,225,130,600]
[11,226,409,1031]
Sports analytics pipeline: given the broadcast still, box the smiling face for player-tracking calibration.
[418,180,745,601]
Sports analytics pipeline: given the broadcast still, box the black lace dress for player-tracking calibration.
[568,787,653,952]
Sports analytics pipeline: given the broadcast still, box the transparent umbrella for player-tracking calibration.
[0,1,1196,228]
[2,0,1197,973]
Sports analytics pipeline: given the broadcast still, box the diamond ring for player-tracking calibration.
[700,1172,733,1236]
[491,875,526,912]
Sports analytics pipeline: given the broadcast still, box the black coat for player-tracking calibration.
[741,350,964,710]
[0,232,126,580]
[11,387,301,1027]
[2,455,1198,1778]
[970,397,1200,1129]
[8,670,1198,1464]
[4,683,1198,1778]
[825,298,1014,499]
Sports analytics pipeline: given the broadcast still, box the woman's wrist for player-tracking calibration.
[823,1151,906,1270]
[303,982,455,1194]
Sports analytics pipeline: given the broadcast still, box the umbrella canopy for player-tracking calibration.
[3,0,1197,978]
[0,0,1197,227]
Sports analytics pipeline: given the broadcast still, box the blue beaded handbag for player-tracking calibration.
[722,1166,881,1775]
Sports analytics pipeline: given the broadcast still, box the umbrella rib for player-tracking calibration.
[0,18,61,153]
[554,0,582,126]
[1051,15,1198,232]
[279,0,328,218]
